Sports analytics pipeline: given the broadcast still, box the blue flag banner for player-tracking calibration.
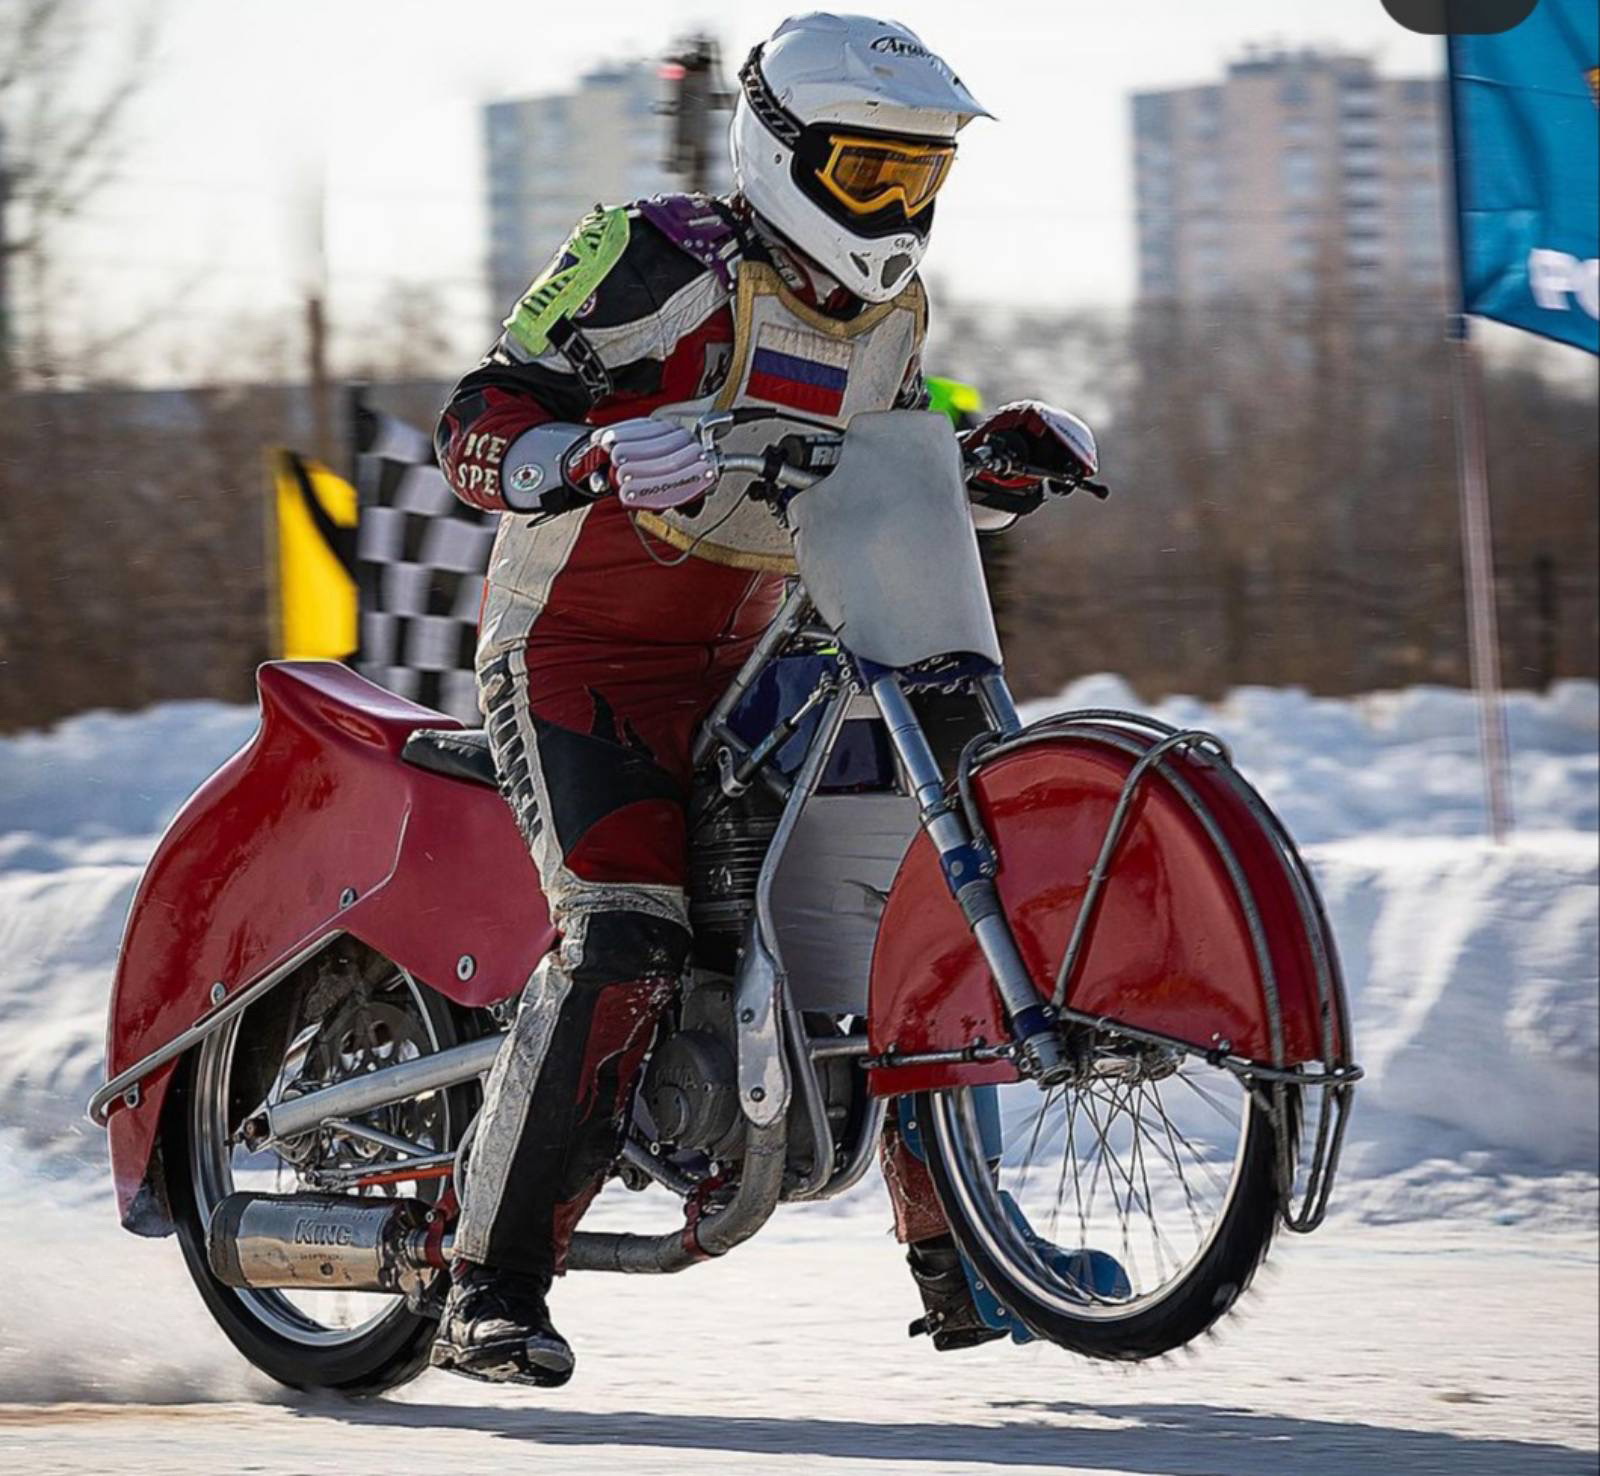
[1448,1,1599,353]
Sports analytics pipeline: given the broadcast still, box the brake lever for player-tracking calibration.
[966,443,1110,504]
[697,410,737,454]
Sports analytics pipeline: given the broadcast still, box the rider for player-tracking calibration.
[431,13,1100,1387]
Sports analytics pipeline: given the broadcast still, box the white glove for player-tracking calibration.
[596,418,719,511]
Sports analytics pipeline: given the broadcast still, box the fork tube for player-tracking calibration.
[870,673,1068,1085]
[691,585,810,767]
[977,672,1023,735]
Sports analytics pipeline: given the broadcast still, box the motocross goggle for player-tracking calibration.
[790,125,956,238]
[811,134,955,219]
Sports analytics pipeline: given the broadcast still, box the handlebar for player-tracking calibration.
[692,409,835,498]
[710,450,823,493]
[695,410,981,501]
[708,437,1000,500]
[687,409,1105,506]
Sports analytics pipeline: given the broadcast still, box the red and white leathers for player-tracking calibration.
[437,194,949,1284]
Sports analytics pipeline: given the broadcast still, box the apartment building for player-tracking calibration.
[485,62,733,322]
[1132,49,1449,306]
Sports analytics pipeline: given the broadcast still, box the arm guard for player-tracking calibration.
[499,422,595,513]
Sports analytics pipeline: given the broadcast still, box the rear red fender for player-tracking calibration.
[103,662,552,1227]
[866,725,1349,1097]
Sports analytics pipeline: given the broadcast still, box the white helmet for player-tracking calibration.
[730,13,991,304]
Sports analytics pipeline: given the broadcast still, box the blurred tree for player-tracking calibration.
[341,282,458,383]
[0,0,156,386]
[929,292,1597,700]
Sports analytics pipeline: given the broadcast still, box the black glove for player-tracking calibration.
[960,400,1108,516]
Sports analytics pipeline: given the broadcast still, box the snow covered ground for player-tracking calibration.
[0,679,1595,1473]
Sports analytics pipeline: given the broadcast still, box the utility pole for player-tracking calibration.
[0,127,12,393]
[306,294,331,467]
[1441,23,1514,843]
[661,37,733,194]
[296,156,332,467]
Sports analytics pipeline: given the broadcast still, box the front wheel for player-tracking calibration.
[918,1050,1293,1361]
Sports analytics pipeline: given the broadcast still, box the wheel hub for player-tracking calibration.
[271,998,447,1193]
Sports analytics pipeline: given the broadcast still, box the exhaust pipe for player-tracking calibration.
[208,1118,787,1290]
[566,1117,788,1274]
[206,1192,450,1294]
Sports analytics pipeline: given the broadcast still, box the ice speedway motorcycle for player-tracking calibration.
[89,407,1360,1392]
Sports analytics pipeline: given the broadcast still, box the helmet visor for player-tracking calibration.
[813,134,955,219]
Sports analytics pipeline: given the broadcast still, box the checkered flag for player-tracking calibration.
[354,407,497,724]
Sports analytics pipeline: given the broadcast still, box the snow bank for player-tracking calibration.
[1315,834,1598,1226]
[0,700,256,855]
[0,704,254,1176]
[1020,675,1599,844]
[0,683,1594,1207]
[1317,834,1597,1168]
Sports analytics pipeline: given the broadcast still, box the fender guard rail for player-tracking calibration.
[87,931,344,1127]
[952,707,1362,1235]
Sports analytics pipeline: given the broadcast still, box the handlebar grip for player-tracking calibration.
[715,451,821,492]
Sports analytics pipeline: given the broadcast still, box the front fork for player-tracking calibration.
[870,671,1071,1087]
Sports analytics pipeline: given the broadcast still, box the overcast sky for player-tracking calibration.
[66,0,1442,380]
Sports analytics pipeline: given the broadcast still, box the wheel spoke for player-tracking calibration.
[1175,1068,1242,1129]
[1109,1083,1141,1289]
[1138,1080,1207,1240]
[1144,1092,1231,1198]
[1079,1088,1112,1229]
[1052,1086,1086,1245]
[1127,1081,1171,1286]
[1015,1084,1061,1194]
[1094,1079,1159,1295]
[1128,1084,1188,1275]
[969,1054,1251,1325]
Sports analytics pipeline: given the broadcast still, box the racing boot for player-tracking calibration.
[431,1259,574,1387]
[906,1235,1007,1352]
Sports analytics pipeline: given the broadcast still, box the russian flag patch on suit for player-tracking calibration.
[746,323,853,417]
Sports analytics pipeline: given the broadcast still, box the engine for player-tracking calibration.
[686,781,780,972]
[641,1026,744,1160]
[641,974,746,1162]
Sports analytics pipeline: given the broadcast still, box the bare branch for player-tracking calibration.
[78,259,212,366]
[16,69,144,230]
[0,0,74,99]
[0,0,160,382]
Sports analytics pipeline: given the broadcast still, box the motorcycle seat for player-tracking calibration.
[401,728,499,788]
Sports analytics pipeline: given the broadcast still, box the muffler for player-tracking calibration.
[206,1191,450,1294]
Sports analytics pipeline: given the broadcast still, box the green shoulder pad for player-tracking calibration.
[503,205,631,357]
[926,375,983,426]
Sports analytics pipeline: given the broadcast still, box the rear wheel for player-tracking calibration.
[919,1044,1294,1361]
[165,943,476,1393]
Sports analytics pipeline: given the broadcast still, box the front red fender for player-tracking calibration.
[866,725,1348,1098]
[103,662,552,1228]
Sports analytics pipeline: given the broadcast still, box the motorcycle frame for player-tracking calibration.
[693,584,1050,1207]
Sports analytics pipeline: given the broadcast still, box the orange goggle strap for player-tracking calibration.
[813,134,955,218]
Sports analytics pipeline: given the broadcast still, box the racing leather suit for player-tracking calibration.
[437,194,951,1284]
